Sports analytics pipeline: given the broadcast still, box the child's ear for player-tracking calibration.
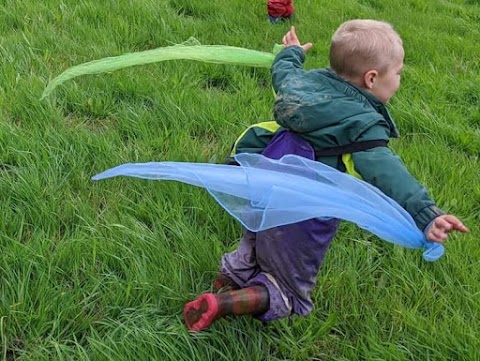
[363,70,378,90]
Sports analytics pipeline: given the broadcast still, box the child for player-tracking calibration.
[183,20,469,332]
[268,0,294,24]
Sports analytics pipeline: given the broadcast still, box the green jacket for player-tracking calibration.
[229,46,444,231]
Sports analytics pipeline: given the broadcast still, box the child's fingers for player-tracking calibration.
[283,29,294,45]
[427,214,469,243]
[303,42,313,51]
[434,217,453,232]
[289,26,297,39]
[444,215,469,233]
[429,228,448,243]
[287,27,299,43]
[282,27,312,52]
[452,223,469,233]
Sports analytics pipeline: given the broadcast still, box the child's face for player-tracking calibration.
[370,49,404,104]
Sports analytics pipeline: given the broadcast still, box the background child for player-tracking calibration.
[183,20,468,332]
[267,0,294,24]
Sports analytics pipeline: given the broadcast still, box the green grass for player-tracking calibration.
[1,0,479,359]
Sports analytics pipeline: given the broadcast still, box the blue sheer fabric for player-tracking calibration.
[92,153,444,261]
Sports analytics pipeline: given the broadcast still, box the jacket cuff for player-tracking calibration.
[414,205,446,232]
[290,45,306,60]
[276,45,305,62]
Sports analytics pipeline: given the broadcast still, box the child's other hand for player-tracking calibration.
[426,215,469,243]
[282,26,313,52]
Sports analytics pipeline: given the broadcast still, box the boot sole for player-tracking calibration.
[183,293,218,332]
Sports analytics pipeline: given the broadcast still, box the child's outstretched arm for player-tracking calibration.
[350,145,468,238]
[271,27,313,93]
[425,215,469,243]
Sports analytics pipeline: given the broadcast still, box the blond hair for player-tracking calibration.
[329,19,403,80]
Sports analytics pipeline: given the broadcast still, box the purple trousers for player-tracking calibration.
[221,131,340,321]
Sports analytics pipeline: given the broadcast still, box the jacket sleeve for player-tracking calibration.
[351,125,445,231]
[271,46,305,93]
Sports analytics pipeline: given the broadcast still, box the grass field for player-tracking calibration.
[1,0,479,360]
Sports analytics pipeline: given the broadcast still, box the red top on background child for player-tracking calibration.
[268,0,294,23]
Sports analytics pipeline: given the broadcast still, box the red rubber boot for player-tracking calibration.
[183,285,269,332]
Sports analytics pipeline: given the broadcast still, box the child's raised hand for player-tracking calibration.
[426,215,469,243]
[282,26,313,52]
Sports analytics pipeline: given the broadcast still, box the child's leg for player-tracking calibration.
[219,228,261,288]
[245,218,340,321]
[212,273,240,292]
[268,15,282,24]
[184,219,338,331]
[218,218,339,323]
[184,285,269,332]
[183,228,265,331]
